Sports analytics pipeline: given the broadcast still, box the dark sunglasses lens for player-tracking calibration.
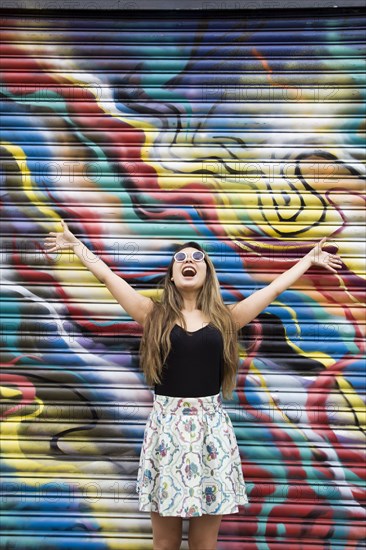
[174,252,186,262]
[192,251,204,261]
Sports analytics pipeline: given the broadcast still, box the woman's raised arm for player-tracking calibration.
[227,237,342,330]
[43,219,153,326]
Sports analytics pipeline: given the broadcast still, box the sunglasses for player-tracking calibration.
[173,250,205,262]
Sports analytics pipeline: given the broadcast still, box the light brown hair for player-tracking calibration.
[139,242,239,400]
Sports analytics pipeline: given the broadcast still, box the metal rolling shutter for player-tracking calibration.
[1,5,365,549]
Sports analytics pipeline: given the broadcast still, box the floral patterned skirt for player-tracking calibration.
[135,392,249,517]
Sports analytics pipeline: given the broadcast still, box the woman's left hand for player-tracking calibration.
[306,237,343,273]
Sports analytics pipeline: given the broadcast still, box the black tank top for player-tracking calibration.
[154,323,224,397]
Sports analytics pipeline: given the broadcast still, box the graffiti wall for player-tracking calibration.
[1,7,365,549]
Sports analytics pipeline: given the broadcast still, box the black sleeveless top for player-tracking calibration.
[154,323,224,397]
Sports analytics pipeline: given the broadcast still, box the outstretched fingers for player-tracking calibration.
[318,236,327,248]
[323,254,343,272]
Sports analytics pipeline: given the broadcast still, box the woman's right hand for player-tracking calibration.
[43,219,80,252]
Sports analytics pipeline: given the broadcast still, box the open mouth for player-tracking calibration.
[182,265,197,278]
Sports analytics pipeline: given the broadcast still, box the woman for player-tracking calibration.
[43,220,342,550]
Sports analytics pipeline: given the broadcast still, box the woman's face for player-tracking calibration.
[171,247,208,292]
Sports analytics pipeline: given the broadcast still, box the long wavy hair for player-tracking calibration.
[139,241,239,400]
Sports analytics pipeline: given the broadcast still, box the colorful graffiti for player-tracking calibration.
[1,9,365,549]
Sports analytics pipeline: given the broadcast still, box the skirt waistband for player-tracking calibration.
[152,393,222,415]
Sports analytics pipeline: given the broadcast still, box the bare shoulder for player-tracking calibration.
[140,297,156,327]
[225,302,239,320]
[224,302,246,330]
[225,303,238,314]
